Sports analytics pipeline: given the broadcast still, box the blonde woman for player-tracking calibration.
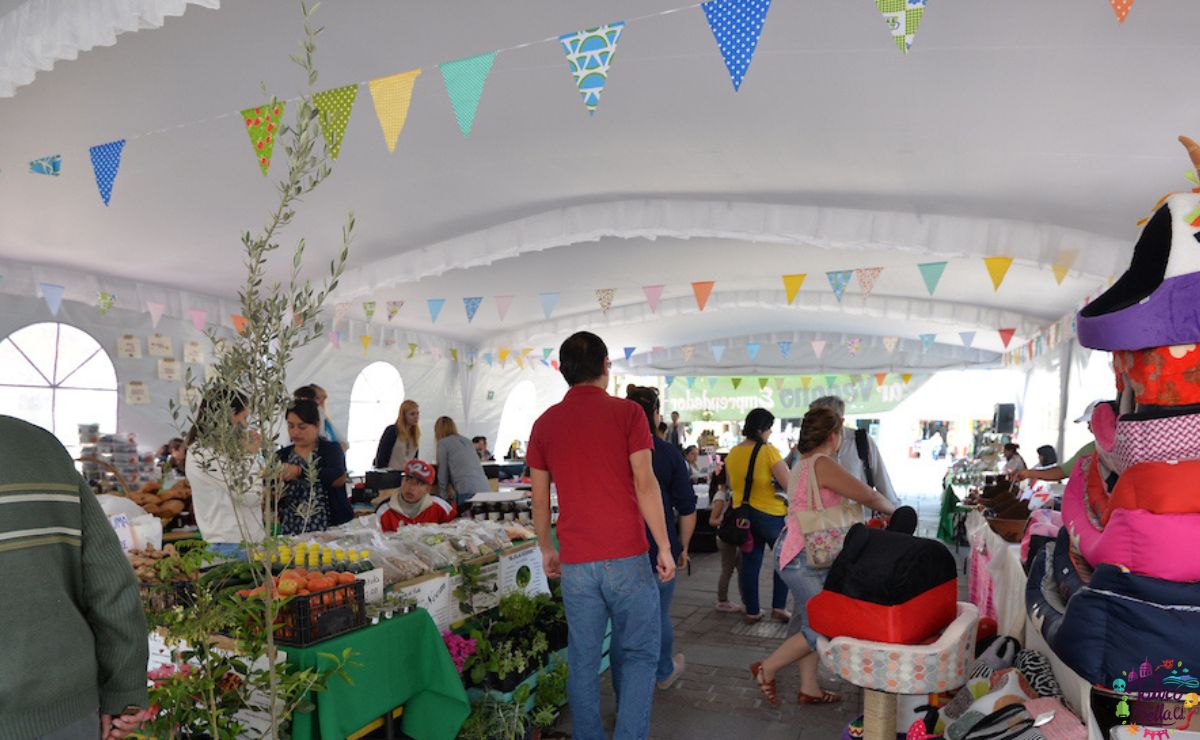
[434,416,492,508]
[373,399,420,469]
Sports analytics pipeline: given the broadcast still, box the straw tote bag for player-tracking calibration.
[793,455,864,569]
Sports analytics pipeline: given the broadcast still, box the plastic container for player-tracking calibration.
[275,580,367,647]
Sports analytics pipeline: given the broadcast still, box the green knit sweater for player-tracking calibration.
[0,416,149,740]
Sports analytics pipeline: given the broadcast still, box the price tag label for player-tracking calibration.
[355,568,386,604]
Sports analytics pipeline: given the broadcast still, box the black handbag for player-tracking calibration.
[717,442,762,546]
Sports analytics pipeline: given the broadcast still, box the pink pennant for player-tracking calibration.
[329,331,341,350]
[882,336,899,354]
[856,267,883,298]
[146,301,166,329]
[811,339,826,359]
[495,294,514,321]
[643,284,664,313]
[188,308,208,333]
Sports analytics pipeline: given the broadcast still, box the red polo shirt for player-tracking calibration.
[526,384,654,564]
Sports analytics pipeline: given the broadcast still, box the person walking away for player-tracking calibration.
[724,407,792,624]
[1,415,152,739]
[433,416,492,509]
[374,399,420,468]
[668,410,686,448]
[707,455,742,612]
[621,385,697,691]
[749,407,896,707]
[528,332,675,740]
[808,396,899,507]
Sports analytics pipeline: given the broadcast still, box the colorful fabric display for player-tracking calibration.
[1020,509,1062,571]
[1114,408,1200,473]
[1113,344,1200,408]
[1095,459,1200,525]
[1013,652,1062,699]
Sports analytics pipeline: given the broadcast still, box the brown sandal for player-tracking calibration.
[749,661,780,707]
[797,688,842,705]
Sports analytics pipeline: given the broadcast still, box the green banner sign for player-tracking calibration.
[661,374,926,422]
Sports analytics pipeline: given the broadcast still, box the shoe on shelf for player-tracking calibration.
[657,654,686,690]
[714,601,741,613]
[771,608,792,623]
[744,611,764,625]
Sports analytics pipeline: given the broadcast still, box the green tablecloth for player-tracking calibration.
[287,609,469,740]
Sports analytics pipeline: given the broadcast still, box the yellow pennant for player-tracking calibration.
[360,335,372,353]
[983,257,1014,292]
[515,355,525,369]
[782,273,807,305]
[901,373,913,385]
[799,376,812,390]
[1051,249,1078,285]
[499,348,511,367]
[368,69,421,153]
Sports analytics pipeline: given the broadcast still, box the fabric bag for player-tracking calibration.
[1020,698,1086,740]
[717,442,761,546]
[955,704,1041,740]
[793,455,863,568]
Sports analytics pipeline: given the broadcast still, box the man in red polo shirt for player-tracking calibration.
[528,331,674,740]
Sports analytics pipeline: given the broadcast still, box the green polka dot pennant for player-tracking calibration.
[559,22,625,115]
[440,51,497,137]
[241,102,285,176]
[874,0,928,54]
[313,84,360,160]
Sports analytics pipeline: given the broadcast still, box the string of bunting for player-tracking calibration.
[7,0,1132,206]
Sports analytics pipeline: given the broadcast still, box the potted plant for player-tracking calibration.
[529,661,569,738]
[457,694,528,740]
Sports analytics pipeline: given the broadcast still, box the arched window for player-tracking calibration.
[346,361,404,475]
[496,380,538,461]
[0,322,118,458]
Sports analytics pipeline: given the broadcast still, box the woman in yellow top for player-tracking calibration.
[723,407,792,624]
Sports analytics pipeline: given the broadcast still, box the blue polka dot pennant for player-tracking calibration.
[826,269,854,302]
[30,155,61,176]
[701,0,773,92]
[463,296,483,323]
[88,139,126,206]
[559,22,625,115]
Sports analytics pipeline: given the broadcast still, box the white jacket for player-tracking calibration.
[184,446,266,545]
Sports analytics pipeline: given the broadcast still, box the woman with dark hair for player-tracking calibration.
[1003,443,1027,475]
[749,407,896,707]
[724,407,792,624]
[184,390,264,558]
[1035,445,1058,468]
[276,399,352,534]
[706,454,742,612]
[374,399,420,468]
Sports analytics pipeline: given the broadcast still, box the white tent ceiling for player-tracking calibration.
[1,0,1196,372]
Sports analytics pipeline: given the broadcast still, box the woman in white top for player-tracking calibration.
[1002,443,1027,475]
[184,392,265,559]
[373,400,420,469]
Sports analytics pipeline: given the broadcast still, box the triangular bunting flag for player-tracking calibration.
[368,69,420,153]
[240,103,284,176]
[499,348,511,366]
[875,372,888,387]
[624,347,636,361]
[919,333,936,352]
[855,267,883,298]
[432,347,442,361]
[313,84,359,160]
[551,360,560,371]
[825,375,838,389]
[983,256,1014,292]
[30,154,61,176]
[463,296,483,323]
[440,51,497,137]
[875,0,928,54]
[701,0,773,91]
[188,308,207,333]
[39,283,64,315]
[539,292,560,319]
[596,288,616,314]
[731,377,742,390]
[711,344,726,363]
[495,295,514,321]
[777,340,792,359]
[96,292,115,315]
[917,261,947,296]
[642,285,664,313]
[882,336,899,353]
[846,337,862,355]
[363,301,377,320]
[484,353,494,367]
[758,378,769,390]
[800,376,812,390]
[687,376,697,389]
[1110,0,1133,23]
[542,348,553,361]
[334,303,350,323]
[691,281,715,311]
[707,376,719,389]
[782,273,806,304]
[999,328,1016,348]
[407,343,418,359]
[450,348,459,363]
[682,345,695,363]
[427,299,446,323]
[146,301,166,329]
[88,139,125,206]
[746,343,761,361]
[231,314,249,335]
[665,376,675,387]
[360,335,372,353]
[1051,249,1078,285]
[826,270,853,302]
[774,377,785,390]
[559,22,625,115]
[386,301,403,321]
[960,331,976,348]
[811,339,826,359]
[901,373,913,384]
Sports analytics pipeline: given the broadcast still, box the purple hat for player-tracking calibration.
[1076,193,1200,351]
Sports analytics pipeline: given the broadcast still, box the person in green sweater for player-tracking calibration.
[0,416,151,740]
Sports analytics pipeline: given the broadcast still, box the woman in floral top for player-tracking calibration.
[275,400,351,535]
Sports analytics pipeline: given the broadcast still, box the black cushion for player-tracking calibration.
[822,523,957,606]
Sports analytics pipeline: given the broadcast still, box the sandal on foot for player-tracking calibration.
[797,689,842,705]
[771,608,792,622]
[749,662,780,707]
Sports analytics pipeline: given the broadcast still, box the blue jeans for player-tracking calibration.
[610,572,678,688]
[207,542,247,560]
[561,554,661,740]
[739,508,789,616]
[775,539,829,646]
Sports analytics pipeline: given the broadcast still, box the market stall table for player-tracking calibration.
[286,608,469,740]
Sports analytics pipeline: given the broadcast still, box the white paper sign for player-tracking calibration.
[148,333,174,358]
[391,573,457,631]
[116,335,142,359]
[498,542,550,598]
[179,386,201,408]
[184,340,205,364]
[108,513,135,552]
[157,358,181,382]
[355,568,386,604]
[125,381,150,406]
